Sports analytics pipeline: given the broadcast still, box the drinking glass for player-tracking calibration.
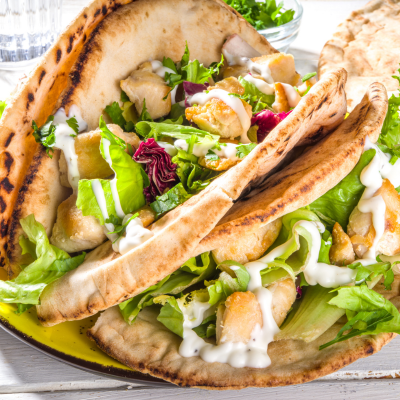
[0,0,62,70]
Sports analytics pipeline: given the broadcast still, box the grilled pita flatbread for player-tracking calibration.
[87,83,391,388]
[0,0,342,326]
[318,0,400,111]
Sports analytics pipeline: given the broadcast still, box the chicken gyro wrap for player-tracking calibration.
[88,82,400,388]
[0,0,347,326]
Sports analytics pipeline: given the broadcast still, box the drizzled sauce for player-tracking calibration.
[53,105,87,189]
[174,139,240,161]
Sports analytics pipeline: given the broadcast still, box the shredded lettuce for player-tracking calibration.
[0,215,85,314]
[309,149,376,231]
[320,283,400,349]
[77,117,148,225]
[119,252,216,324]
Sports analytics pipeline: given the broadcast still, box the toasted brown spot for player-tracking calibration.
[94,8,101,17]
[0,178,14,194]
[38,70,46,85]
[4,152,13,174]
[102,5,107,15]
[56,49,62,63]
[0,197,6,213]
[67,34,75,53]
[28,93,34,102]
[83,34,87,42]
[0,220,8,238]
[4,132,15,147]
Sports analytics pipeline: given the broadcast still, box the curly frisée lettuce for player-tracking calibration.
[0,215,85,314]
[77,117,148,225]
[119,252,216,324]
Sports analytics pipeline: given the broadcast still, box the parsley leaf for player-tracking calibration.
[105,101,126,129]
[32,116,57,157]
[150,183,192,218]
[106,213,139,242]
[66,117,79,135]
[236,142,257,158]
[205,150,219,161]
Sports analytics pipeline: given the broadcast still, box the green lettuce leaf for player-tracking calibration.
[150,183,192,218]
[155,296,184,337]
[119,252,216,324]
[309,149,376,231]
[238,76,275,108]
[192,314,217,338]
[320,283,400,349]
[206,261,250,306]
[0,215,85,313]
[0,100,6,119]
[76,117,147,224]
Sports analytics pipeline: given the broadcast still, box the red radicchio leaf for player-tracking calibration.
[183,81,209,96]
[251,109,292,143]
[296,285,302,299]
[133,138,178,203]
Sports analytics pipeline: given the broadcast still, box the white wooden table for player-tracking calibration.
[3,0,400,398]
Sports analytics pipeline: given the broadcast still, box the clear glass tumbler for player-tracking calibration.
[0,0,62,70]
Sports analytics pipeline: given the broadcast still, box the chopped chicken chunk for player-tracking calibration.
[348,179,400,257]
[50,194,106,253]
[198,156,239,171]
[59,124,140,188]
[268,278,296,327]
[120,61,171,119]
[297,76,317,96]
[208,77,245,95]
[212,218,282,265]
[272,82,290,113]
[216,278,295,345]
[329,222,355,265]
[216,291,262,344]
[137,205,156,227]
[223,53,301,87]
[185,97,252,140]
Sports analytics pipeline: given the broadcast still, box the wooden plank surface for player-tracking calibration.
[2,0,398,398]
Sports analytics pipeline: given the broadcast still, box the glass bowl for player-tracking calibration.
[257,0,303,53]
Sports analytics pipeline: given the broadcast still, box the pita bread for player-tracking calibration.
[0,0,134,271]
[87,84,391,388]
[0,0,340,325]
[88,277,400,389]
[318,0,400,111]
[195,82,387,253]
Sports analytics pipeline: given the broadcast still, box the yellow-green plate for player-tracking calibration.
[0,269,171,385]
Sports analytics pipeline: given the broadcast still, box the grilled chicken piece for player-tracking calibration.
[329,222,355,265]
[185,97,252,140]
[198,156,239,171]
[120,61,171,119]
[223,53,301,87]
[212,218,282,265]
[137,205,156,227]
[348,179,400,257]
[59,124,140,188]
[50,194,106,253]
[297,76,317,96]
[272,82,301,113]
[216,278,295,345]
[268,278,296,327]
[216,291,262,344]
[208,77,245,95]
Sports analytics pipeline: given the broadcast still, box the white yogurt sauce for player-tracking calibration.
[53,105,88,189]
[178,286,279,369]
[280,83,301,108]
[113,214,154,255]
[233,57,274,85]
[156,141,178,156]
[174,139,241,161]
[91,179,115,234]
[189,89,251,143]
[243,73,274,95]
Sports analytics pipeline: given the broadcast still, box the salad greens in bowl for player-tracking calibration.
[224,0,303,52]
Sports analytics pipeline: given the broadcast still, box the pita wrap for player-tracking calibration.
[88,278,400,389]
[318,0,400,111]
[87,83,391,388]
[0,0,132,273]
[0,0,342,325]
